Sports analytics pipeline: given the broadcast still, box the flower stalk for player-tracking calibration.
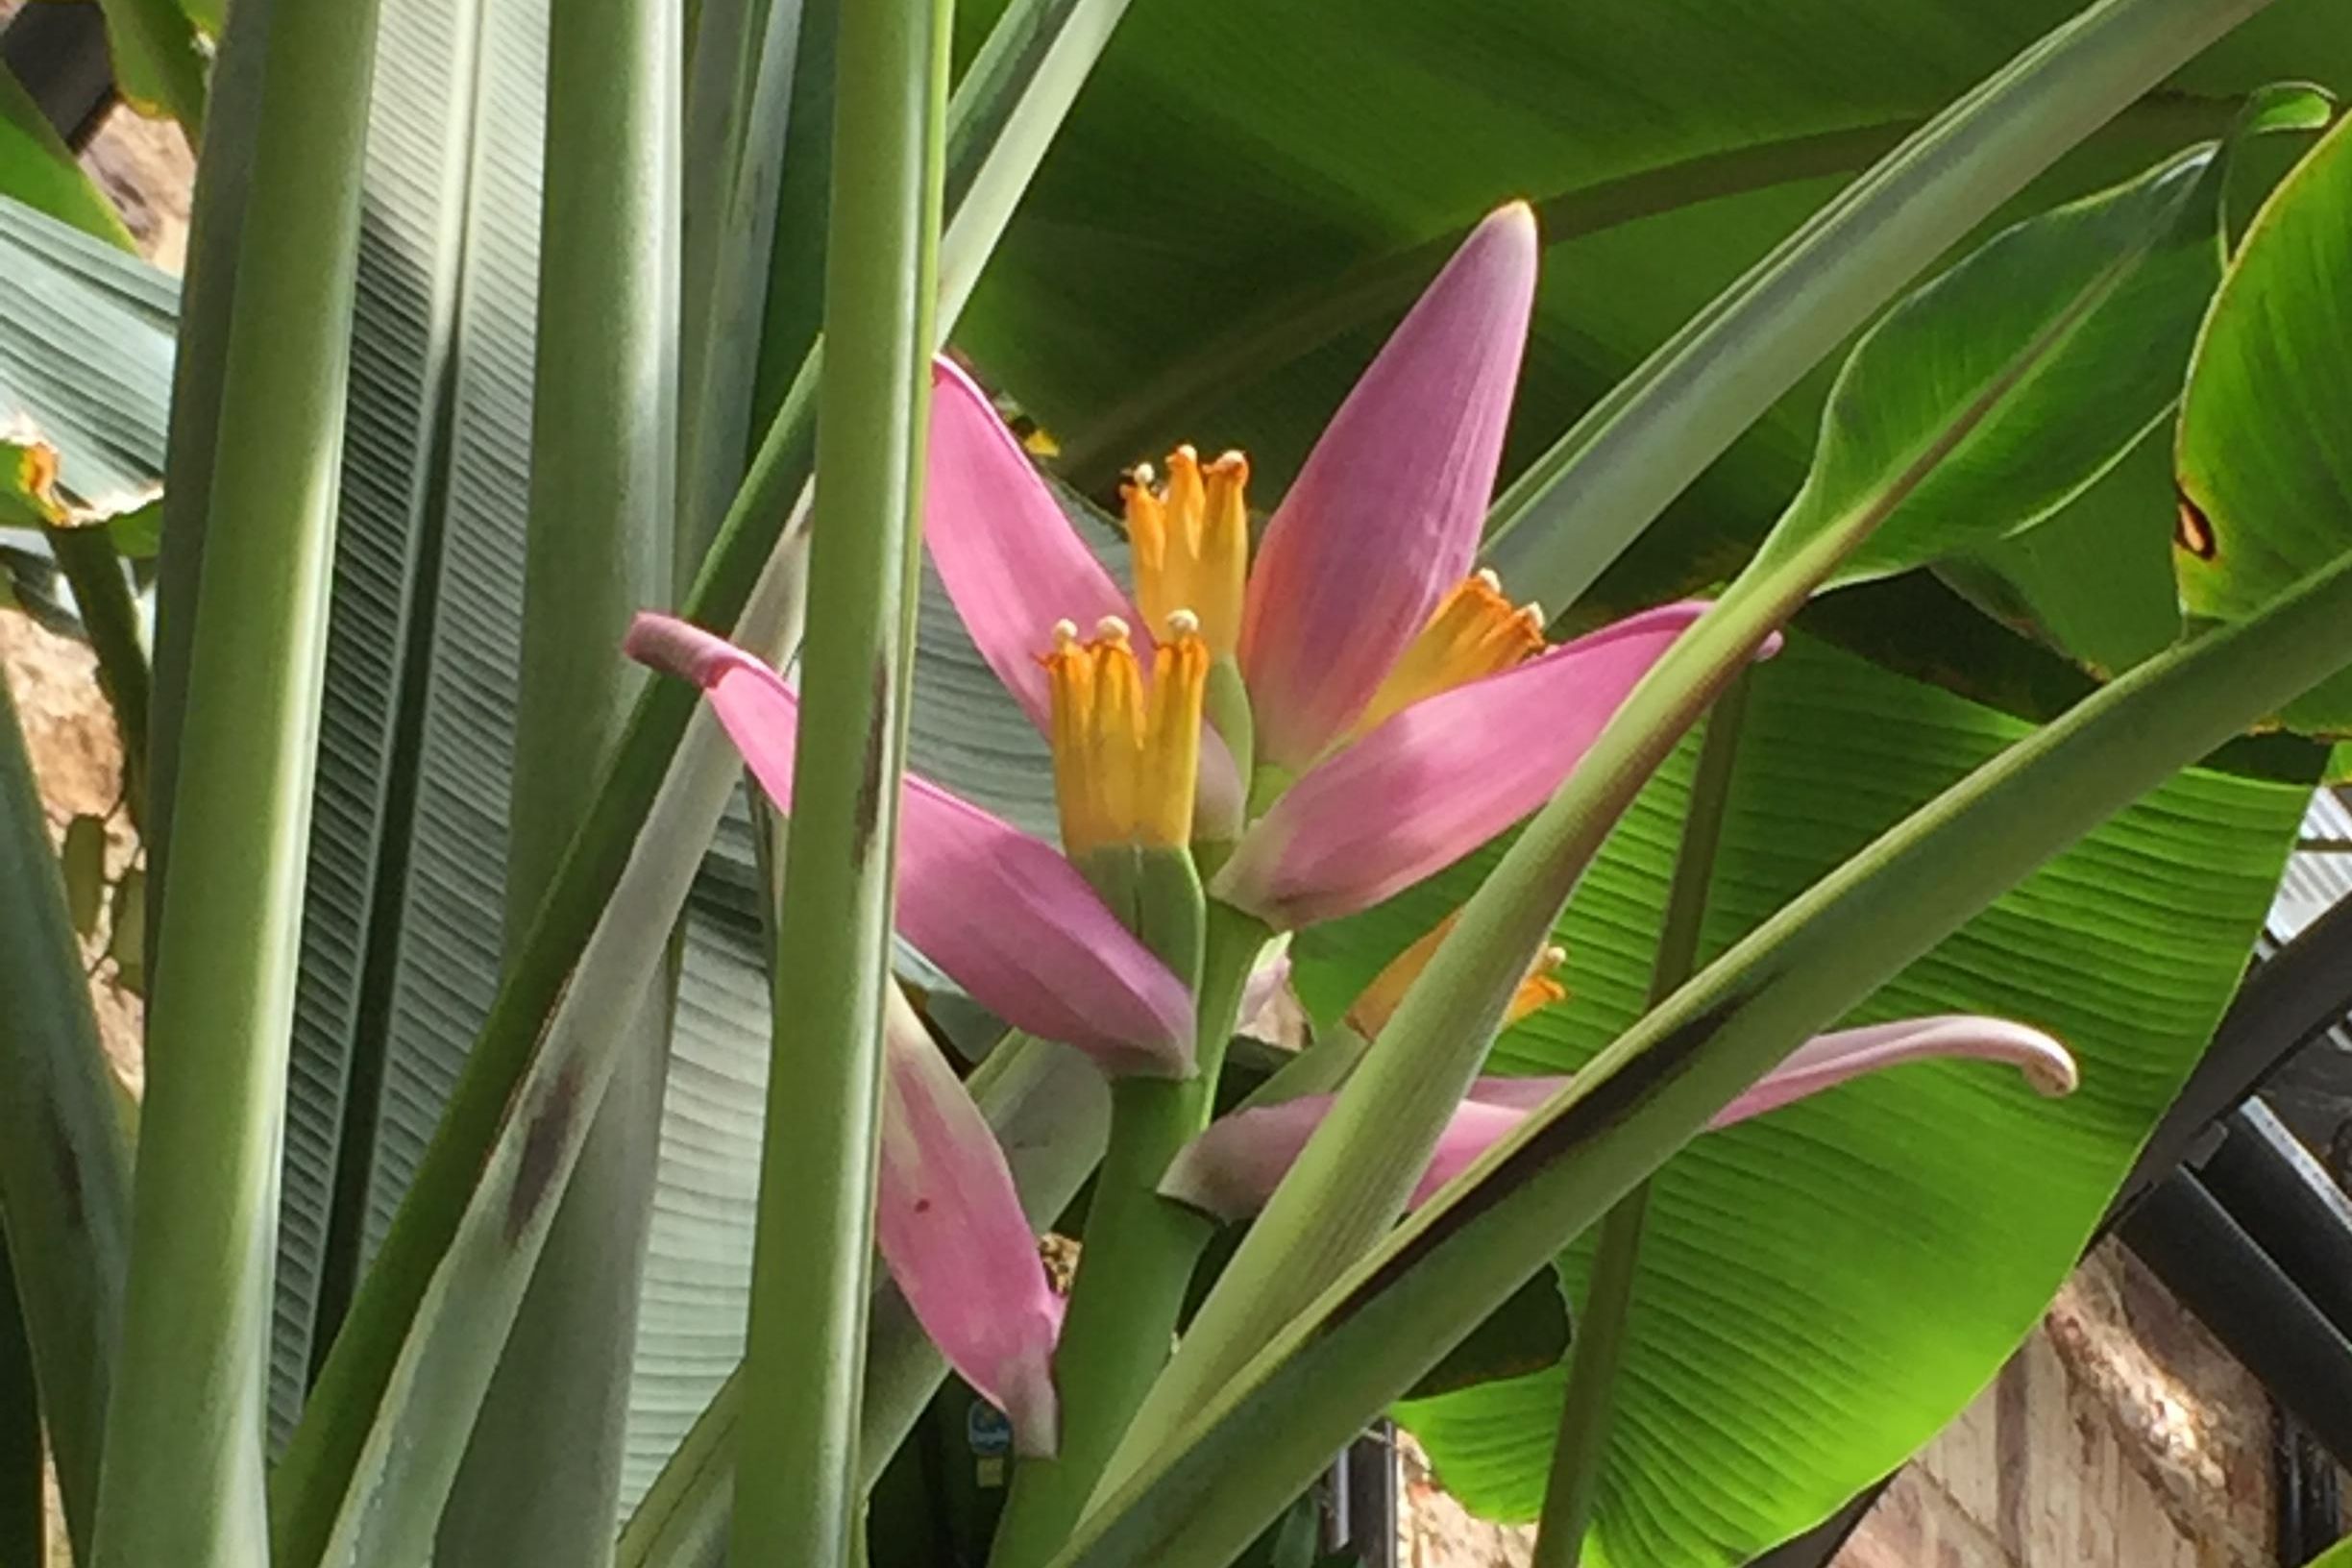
[724,0,949,1560]
[987,901,1266,1568]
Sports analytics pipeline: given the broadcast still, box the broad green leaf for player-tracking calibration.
[2176,110,2352,731]
[1055,532,2352,1568]
[0,65,135,251]
[1793,144,2221,585]
[268,0,554,1453]
[1936,426,2183,677]
[0,677,132,1565]
[0,197,175,513]
[1291,636,2307,1561]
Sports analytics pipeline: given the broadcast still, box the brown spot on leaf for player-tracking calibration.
[852,656,891,861]
[506,1059,583,1244]
[2175,492,2217,561]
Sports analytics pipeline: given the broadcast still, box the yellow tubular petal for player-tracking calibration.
[1090,617,1145,850]
[1351,570,1548,740]
[1042,620,1102,854]
[1507,944,1570,1025]
[1131,443,1252,662]
[1125,464,1171,632]
[1198,453,1250,659]
[1142,613,1208,846]
[1343,916,1567,1038]
[1164,445,1206,552]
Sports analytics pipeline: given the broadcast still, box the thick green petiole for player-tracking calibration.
[988,901,1266,1568]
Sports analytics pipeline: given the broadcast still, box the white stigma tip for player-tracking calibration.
[1096,615,1131,641]
[1166,608,1201,637]
[1473,568,1503,591]
[1051,618,1080,646]
[1538,944,1567,970]
[1132,462,1157,488]
[1519,601,1545,626]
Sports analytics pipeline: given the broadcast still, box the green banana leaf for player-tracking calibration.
[1284,632,2311,1564]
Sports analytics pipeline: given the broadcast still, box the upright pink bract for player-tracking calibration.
[1213,602,1711,927]
[1237,203,1540,772]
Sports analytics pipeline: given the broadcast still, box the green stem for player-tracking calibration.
[988,903,1266,1568]
[143,0,272,944]
[0,674,131,1566]
[437,0,678,1556]
[1527,1187,1646,1568]
[725,0,948,1560]
[87,0,379,1555]
[1530,670,1749,1568]
[39,525,148,827]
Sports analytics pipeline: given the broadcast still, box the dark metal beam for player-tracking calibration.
[0,0,116,148]
[2120,1172,2352,1469]
[2114,892,2352,1222]
[2200,1102,2352,1337]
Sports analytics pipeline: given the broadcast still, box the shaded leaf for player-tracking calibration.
[1936,427,2183,678]
[108,866,144,995]
[61,815,108,937]
[2175,111,2352,732]
[1404,1266,1569,1403]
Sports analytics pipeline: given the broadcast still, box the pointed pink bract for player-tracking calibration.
[1237,205,1540,771]
[1163,1017,2076,1219]
[926,358,1145,733]
[878,985,1063,1455]
[626,614,1195,1073]
[1213,601,1710,928]
[1715,1015,2078,1123]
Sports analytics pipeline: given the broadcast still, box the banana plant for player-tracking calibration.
[0,0,2348,1566]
